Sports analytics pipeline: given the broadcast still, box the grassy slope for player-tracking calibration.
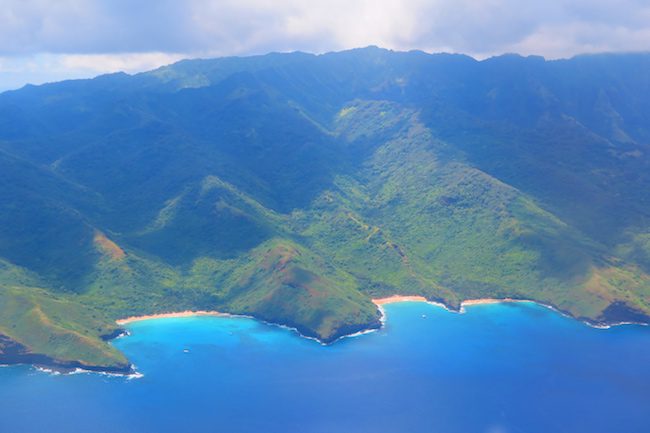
[2,99,649,370]
[2,99,650,370]
[298,101,650,320]
[0,261,128,370]
[1,51,649,371]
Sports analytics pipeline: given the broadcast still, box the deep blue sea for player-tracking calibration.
[1,301,650,433]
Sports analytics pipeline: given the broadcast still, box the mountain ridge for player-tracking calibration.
[1,47,649,372]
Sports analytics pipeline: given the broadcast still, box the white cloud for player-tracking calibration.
[0,52,184,91]
[59,52,185,74]
[3,0,649,57]
[0,0,649,90]
[506,23,650,58]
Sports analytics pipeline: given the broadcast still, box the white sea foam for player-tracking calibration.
[30,363,142,379]
[336,327,381,341]
[374,297,648,335]
[19,298,647,380]
[34,366,61,376]
[127,371,144,380]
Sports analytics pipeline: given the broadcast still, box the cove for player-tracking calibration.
[1,301,649,433]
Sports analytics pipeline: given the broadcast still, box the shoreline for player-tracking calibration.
[115,310,229,325]
[371,295,428,305]
[117,298,648,339]
[459,297,531,308]
[115,311,378,347]
[371,295,532,309]
[10,296,648,377]
[371,295,649,329]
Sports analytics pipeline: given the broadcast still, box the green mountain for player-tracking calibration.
[1,47,649,372]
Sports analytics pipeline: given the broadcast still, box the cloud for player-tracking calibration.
[4,0,650,57]
[1,0,649,90]
[59,52,185,74]
[507,22,650,58]
[0,52,185,91]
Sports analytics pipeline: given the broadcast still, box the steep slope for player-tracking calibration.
[1,48,649,371]
[0,271,129,373]
[298,100,650,321]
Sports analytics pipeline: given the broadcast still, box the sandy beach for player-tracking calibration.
[372,295,428,305]
[461,298,529,307]
[372,295,532,309]
[118,298,532,326]
[116,310,226,325]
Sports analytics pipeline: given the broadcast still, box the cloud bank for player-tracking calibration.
[1,0,649,90]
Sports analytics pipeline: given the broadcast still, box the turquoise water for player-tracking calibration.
[1,302,650,433]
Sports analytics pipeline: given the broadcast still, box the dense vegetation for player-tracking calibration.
[1,47,649,371]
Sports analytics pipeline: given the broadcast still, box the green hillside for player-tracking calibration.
[1,48,649,372]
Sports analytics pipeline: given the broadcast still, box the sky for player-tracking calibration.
[1,0,649,91]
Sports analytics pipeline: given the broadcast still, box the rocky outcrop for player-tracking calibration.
[0,334,133,374]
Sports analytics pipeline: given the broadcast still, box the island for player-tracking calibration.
[1,48,650,373]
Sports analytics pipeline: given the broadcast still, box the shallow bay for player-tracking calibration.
[1,302,649,433]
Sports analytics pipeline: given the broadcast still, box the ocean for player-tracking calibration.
[1,301,649,433]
